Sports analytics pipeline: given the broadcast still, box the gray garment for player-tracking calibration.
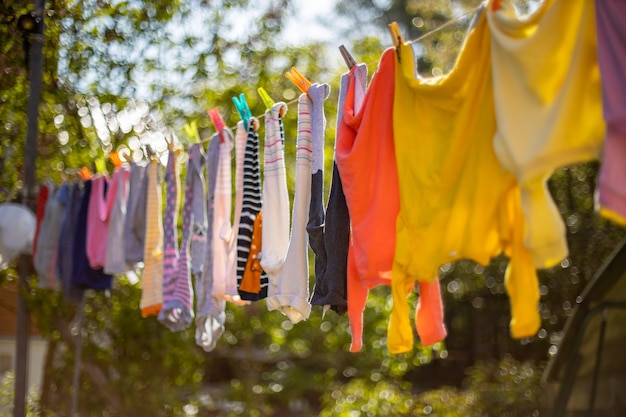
[195,135,226,352]
[104,167,132,274]
[188,143,208,274]
[124,162,148,265]
[35,184,67,289]
[308,67,367,314]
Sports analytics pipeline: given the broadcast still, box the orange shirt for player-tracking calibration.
[336,49,446,352]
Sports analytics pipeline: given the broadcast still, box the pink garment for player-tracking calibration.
[86,175,110,268]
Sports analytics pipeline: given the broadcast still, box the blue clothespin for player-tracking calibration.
[232,93,252,129]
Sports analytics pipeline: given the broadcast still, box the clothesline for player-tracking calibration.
[195,5,481,144]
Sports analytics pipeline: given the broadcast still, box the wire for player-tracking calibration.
[192,5,482,146]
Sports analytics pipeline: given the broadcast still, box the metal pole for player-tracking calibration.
[14,0,45,416]
[587,308,608,417]
[70,293,86,417]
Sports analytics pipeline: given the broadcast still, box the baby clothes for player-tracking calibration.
[261,102,290,292]
[222,123,248,304]
[141,160,164,317]
[487,0,604,268]
[35,183,68,288]
[336,50,407,352]
[264,97,315,324]
[124,162,148,265]
[390,9,538,353]
[212,127,247,305]
[32,183,50,262]
[86,175,110,269]
[57,182,83,298]
[104,167,132,275]
[72,179,113,292]
[188,144,208,275]
[237,119,269,301]
[161,144,197,331]
[197,135,226,351]
[309,71,354,316]
[595,0,626,224]
[159,149,184,329]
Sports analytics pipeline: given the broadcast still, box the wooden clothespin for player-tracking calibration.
[285,67,312,101]
[388,22,404,63]
[208,108,226,143]
[123,153,133,164]
[145,144,156,160]
[339,45,357,70]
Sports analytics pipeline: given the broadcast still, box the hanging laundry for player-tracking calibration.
[595,0,626,224]
[0,203,36,271]
[86,175,110,269]
[212,127,247,305]
[336,49,406,353]
[104,166,132,274]
[72,179,113,291]
[124,162,148,266]
[34,183,68,288]
[389,7,539,354]
[263,97,314,324]
[309,71,353,316]
[57,182,83,298]
[188,144,208,275]
[159,147,187,330]
[237,118,269,301]
[197,135,226,351]
[32,183,51,262]
[141,159,164,317]
[221,122,248,303]
[487,0,604,268]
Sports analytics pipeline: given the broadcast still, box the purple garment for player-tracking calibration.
[159,150,183,330]
[596,0,626,221]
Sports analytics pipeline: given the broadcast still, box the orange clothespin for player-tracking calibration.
[285,67,312,100]
[492,0,502,11]
[388,22,404,63]
[109,151,123,169]
[208,108,226,143]
[339,45,357,70]
[79,166,93,181]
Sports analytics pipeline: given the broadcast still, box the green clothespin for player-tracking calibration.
[232,94,252,129]
[257,87,275,112]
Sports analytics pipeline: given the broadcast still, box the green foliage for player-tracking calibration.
[0,372,40,417]
[318,357,543,417]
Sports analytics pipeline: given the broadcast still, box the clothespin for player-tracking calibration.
[257,87,275,111]
[492,0,502,11]
[338,45,357,70]
[165,129,176,152]
[388,22,404,63]
[109,151,123,169]
[95,157,107,175]
[208,108,226,143]
[145,144,156,160]
[79,166,93,181]
[232,93,252,128]
[183,121,201,144]
[285,67,312,100]
[122,151,133,165]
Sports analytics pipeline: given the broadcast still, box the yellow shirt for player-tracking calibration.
[487,0,604,268]
[389,9,539,354]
